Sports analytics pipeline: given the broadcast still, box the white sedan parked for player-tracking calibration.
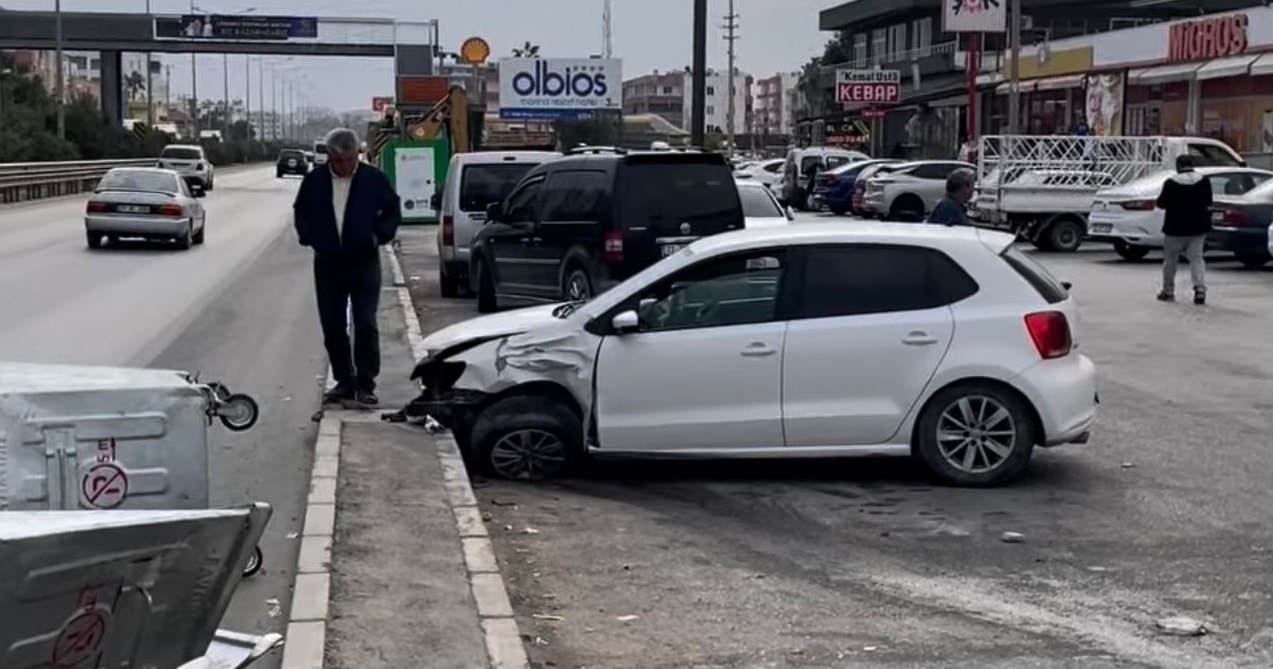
[406,223,1098,487]
[1088,166,1273,261]
[733,158,784,191]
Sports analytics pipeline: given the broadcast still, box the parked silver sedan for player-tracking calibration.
[84,168,207,250]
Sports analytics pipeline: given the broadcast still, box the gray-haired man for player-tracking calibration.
[293,128,402,407]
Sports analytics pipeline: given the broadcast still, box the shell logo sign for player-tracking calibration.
[460,37,491,65]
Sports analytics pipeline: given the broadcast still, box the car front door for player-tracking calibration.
[593,249,791,452]
[484,176,544,295]
[781,244,975,447]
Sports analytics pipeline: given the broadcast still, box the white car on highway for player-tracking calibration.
[733,158,784,191]
[406,223,1097,487]
[738,180,793,228]
[862,160,974,221]
[1087,166,1273,261]
[85,167,207,250]
[156,144,214,191]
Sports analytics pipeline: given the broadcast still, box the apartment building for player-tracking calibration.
[681,69,752,135]
[753,71,801,136]
[622,71,685,128]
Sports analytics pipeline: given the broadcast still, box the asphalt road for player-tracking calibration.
[397,225,1273,669]
[0,166,324,668]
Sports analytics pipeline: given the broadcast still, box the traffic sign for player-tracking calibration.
[835,69,901,105]
[372,96,393,112]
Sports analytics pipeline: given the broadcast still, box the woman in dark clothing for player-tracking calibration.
[1155,155,1213,305]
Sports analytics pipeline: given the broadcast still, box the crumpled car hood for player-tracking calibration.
[418,303,566,358]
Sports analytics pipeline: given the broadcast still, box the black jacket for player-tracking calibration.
[1156,172,1213,237]
[294,165,401,261]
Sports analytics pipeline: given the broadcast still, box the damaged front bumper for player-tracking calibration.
[399,386,488,429]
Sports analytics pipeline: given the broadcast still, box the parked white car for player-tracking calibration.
[861,160,974,221]
[156,144,214,191]
[1087,167,1273,261]
[406,222,1097,487]
[734,158,785,191]
[780,147,870,210]
[737,180,793,228]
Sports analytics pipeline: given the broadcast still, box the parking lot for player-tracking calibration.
[397,222,1273,669]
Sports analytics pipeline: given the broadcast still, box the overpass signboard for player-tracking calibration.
[154,14,318,41]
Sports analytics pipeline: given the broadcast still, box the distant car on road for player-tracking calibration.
[733,158,784,191]
[85,167,207,250]
[1206,177,1273,268]
[738,180,793,228]
[312,141,329,166]
[156,144,214,191]
[276,149,310,178]
[407,222,1097,487]
[1087,167,1273,261]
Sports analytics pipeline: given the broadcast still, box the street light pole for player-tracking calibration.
[145,0,154,127]
[257,58,265,142]
[54,0,64,140]
[244,55,251,140]
[189,0,198,138]
[1007,0,1022,135]
[222,53,230,137]
[690,0,708,148]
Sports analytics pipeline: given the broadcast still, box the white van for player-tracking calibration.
[434,151,561,297]
[312,141,329,166]
[779,146,869,210]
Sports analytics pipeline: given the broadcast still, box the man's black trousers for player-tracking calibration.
[314,256,381,392]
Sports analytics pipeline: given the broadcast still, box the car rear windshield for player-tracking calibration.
[314,144,328,154]
[160,147,201,160]
[1001,246,1068,304]
[280,150,304,159]
[98,170,180,193]
[622,161,740,226]
[738,186,783,218]
[460,163,540,212]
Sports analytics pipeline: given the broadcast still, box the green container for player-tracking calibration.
[380,138,451,224]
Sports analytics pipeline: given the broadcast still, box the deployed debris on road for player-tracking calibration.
[1155,616,1208,636]
[0,504,280,668]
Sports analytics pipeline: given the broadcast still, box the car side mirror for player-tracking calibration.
[1062,281,1073,290]
[485,202,502,222]
[785,206,795,220]
[611,310,640,334]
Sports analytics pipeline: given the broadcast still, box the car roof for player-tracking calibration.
[689,221,1014,256]
[889,160,973,170]
[162,144,202,150]
[106,167,179,176]
[455,151,561,165]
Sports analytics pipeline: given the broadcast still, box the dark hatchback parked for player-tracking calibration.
[276,149,310,177]
[469,151,745,313]
[1207,179,1273,268]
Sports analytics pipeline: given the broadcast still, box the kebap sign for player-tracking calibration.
[499,58,623,121]
[154,14,318,41]
[836,69,902,105]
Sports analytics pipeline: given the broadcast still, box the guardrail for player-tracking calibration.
[0,158,159,205]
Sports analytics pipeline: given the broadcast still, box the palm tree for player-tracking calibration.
[511,41,540,58]
[124,70,145,102]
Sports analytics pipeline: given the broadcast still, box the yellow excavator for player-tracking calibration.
[367,85,473,223]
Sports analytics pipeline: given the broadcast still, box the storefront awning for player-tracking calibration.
[995,80,1036,94]
[1251,53,1273,77]
[1033,74,1086,91]
[1195,55,1258,81]
[1129,62,1203,85]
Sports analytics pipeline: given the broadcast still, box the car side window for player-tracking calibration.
[504,178,544,223]
[1207,174,1247,196]
[177,178,192,197]
[1188,144,1242,167]
[631,250,787,333]
[763,161,783,173]
[540,171,607,221]
[793,245,979,319]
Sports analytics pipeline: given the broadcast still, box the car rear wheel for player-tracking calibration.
[1113,240,1150,261]
[1236,252,1269,269]
[205,177,214,191]
[830,206,848,216]
[86,231,102,249]
[1044,216,1085,252]
[175,222,193,250]
[888,195,925,222]
[470,395,583,481]
[914,382,1037,487]
[475,258,498,313]
[563,265,593,302]
[192,216,206,245]
[439,265,460,298]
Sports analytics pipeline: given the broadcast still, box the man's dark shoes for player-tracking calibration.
[1156,292,1175,302]
[1194,289,1206,306]
[353,390,379,409]
[323,384,355,405]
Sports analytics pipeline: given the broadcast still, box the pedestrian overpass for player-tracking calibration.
[0,9,438,124]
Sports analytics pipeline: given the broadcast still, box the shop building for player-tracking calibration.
[812,0,1255,156]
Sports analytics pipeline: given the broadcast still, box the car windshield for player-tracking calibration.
[280,150,304,160]
[314,144,328,155]
[160,147,201,160]
[738,186,783,218]
[624,161,739,223]
[460,163,540,213]
[98,170,180,193]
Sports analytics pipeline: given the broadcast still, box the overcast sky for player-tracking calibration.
[5,0,835,111]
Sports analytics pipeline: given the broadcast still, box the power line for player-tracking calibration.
[721,0,738,155]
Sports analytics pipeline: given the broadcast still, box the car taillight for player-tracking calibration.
[1118,200,1155,211]
[1024,311,1072,360]
[86,200,107,213]
[603,230,624,264]
[441,215,454,246]
[1212,207,1250,227]
[157,204,184,217]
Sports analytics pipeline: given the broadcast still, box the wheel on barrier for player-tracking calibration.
[243,545,263,578]
[219,393,260,431]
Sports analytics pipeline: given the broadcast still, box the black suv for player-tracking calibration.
[469,151,744,313]
[276,149,309,177]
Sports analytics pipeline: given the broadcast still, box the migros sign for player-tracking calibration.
[1168,13,1248,62]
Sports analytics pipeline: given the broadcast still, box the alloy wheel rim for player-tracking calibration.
[490,428,568,480]
[568,274,590,301]
[936,395,1017,474]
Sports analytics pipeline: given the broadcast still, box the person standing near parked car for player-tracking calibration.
[1155,155,1213,305]
[927,168,975,226]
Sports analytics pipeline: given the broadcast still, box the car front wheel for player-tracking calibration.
[469,395,583,481]
[914,382,1036,487]
[1113,240,1150,261]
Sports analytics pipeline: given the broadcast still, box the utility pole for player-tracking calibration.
[189,0,198,138]
[1007,0,1021,135]
[258,58,265,142]
[271,69,278,142]
[690,0,707,148]
[244,56,251,140]
[722,0,739,157]
[222,54,230,137]
[145,0,154,126]
[54,0,64,140]
[602,0,612,59]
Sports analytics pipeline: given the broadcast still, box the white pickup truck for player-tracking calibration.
[970,135,1244,252]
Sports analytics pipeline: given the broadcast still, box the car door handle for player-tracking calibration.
[739,343,777,357]
[902,331,939,346]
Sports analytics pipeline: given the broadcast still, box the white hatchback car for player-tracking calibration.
[737,180,793,228]
[1087,167,1273,261]
[406,223,1098,487]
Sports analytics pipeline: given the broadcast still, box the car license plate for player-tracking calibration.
[661,244,686,257]
[1090,223,1112,233]
[288,160,296,166]
[117,205,149,214]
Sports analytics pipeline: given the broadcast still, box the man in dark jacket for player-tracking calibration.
[1155,155,1212,305]
[927,168,975,226]
[294,128,402,407]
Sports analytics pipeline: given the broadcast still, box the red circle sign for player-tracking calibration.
[81,463,128,509]
[51,610,107,668]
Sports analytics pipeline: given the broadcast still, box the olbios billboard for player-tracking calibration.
[498,58,623,121]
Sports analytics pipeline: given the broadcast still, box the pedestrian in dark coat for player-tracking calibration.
[294,127,402,407]
[1155,155,1213,305]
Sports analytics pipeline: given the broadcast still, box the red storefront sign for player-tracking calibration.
[835,69,902,105]
[1168,13,1248,62]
